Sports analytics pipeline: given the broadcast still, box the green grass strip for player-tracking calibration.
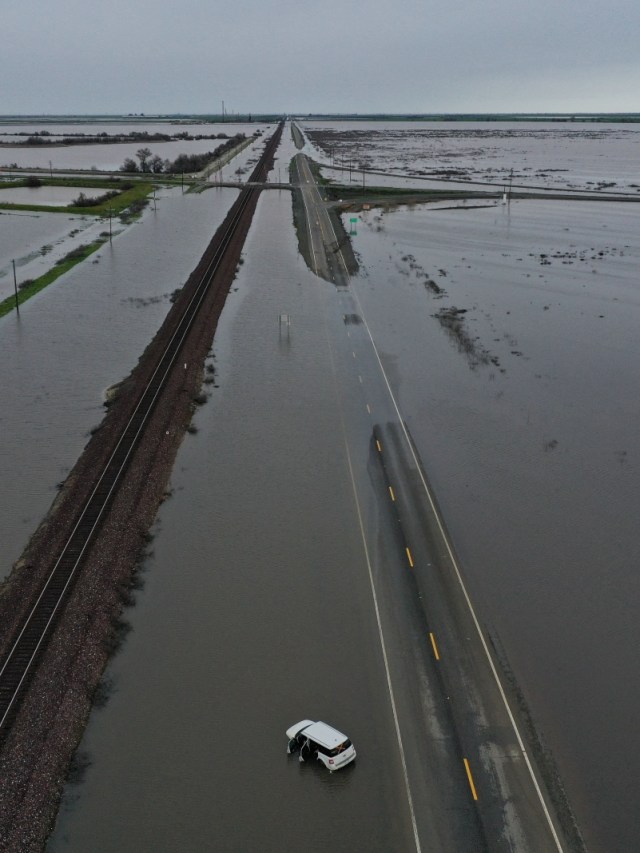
[0,239,106,318]
[0,179,154,216]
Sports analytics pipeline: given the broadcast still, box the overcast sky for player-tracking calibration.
[3,0,639,115]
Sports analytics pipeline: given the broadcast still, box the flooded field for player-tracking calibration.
[0,121,274,172]
[0,210,105,301]
[0,186,239,580]
[0,185,103,206]
[301,120,640,193]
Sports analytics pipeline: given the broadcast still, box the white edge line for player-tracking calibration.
[320,293,422,853]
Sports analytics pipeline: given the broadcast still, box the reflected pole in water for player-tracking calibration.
[108,207,112,242]
[12,259,19,316]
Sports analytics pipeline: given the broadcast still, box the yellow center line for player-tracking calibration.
[463,758,479,801]
[429,632,440,660]
[405,546,414,568]
[388,485,396,502]
[376,439,382,452]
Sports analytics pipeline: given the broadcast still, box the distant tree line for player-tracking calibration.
[2,131,239,147]
[119,134,246,174]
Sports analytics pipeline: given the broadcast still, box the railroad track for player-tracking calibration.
[0,120,284,740]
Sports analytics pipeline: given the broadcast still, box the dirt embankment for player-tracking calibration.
[0,173,271,850]
[291,122,305,150]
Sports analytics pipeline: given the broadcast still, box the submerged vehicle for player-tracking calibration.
[286,720,356,771]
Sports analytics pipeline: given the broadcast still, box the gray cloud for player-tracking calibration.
[2,0,639,113]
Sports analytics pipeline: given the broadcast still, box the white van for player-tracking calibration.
[286,720,356,771]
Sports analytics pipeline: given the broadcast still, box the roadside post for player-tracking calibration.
[12,259,19,315]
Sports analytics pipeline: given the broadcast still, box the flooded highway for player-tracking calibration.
[49,137,571,852]
[1,121,637,850]
[49,188,426,852]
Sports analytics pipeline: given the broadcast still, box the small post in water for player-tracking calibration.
[12,259,19,315]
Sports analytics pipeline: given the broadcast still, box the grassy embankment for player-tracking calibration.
[0,178,155,317]
[0,241,109,318]
[0,176,153,216]
[305,157,488,204]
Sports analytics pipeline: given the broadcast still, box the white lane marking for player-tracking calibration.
[320,311,423,853]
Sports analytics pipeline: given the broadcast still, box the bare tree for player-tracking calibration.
[136,147,152,172]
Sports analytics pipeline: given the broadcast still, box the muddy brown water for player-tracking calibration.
[346,198,640,853]
[2,125,637,850]
[48,187,420,852]
[0,186,239,580]
[51,190,640,852]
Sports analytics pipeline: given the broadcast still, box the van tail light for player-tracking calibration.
[329,759,334,764]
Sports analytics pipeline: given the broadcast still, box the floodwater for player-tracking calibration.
[48,187,419,853]
[300,120,640,193]
[0,123,274,172]
[0,210,106,301]
[0,186,239,580]
[345,199,640,853]
[3,124,638,851]
[0,185,102,207]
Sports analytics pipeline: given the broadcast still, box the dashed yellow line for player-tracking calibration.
[405,546,414,568]
[376,439,382,452]
[388,485,396,502]
[429,632,440,661]
[463,758,479,801]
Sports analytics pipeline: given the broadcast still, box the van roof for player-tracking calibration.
[301,721,348,749]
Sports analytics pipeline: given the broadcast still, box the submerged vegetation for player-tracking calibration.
[0,238,107,318]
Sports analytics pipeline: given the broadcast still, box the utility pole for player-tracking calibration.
[49,160,53,179]
[108,207,112,242]
[12,259,19,315]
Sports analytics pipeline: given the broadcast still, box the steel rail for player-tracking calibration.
[0,121,283,737]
